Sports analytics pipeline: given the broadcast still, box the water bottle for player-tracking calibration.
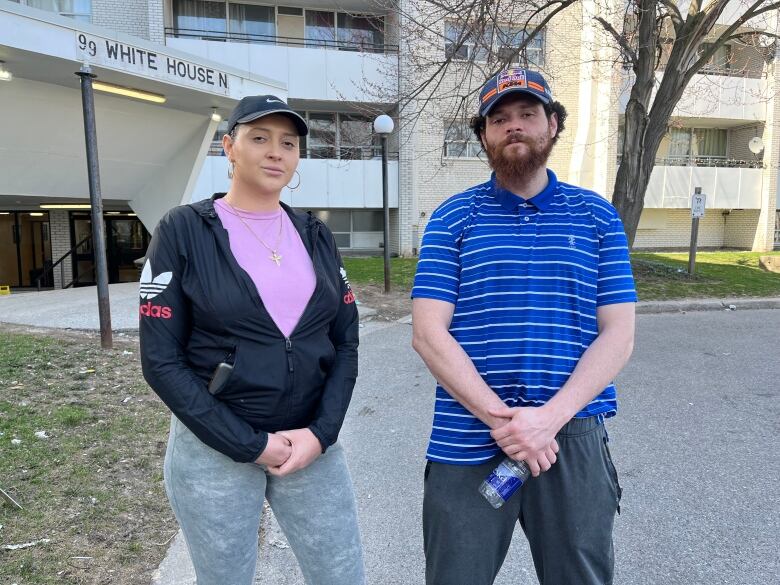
[479,457,531,508]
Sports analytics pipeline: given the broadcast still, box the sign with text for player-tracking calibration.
[76,32,230,95]
[691,192,707,218]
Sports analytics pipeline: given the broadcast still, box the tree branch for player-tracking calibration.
[595,16,638,66]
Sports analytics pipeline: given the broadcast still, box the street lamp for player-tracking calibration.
[374,114,394,293]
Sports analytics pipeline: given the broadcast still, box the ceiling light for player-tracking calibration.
[29,212,44,217]
[0,61,12,82]
[211,108,222,123]
[92,81,166,103]
[40,204,92,209]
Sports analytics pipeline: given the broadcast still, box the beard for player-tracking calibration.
[485,131,554,184]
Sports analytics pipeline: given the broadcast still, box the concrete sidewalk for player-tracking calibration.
[1,282,779,332]
[0,283,377,330]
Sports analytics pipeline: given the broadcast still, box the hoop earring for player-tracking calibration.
[287,170,301,190]
[227,161,234,179]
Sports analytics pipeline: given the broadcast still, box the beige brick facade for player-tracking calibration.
[396,1,779,255]
[633,208,760,249]
[48,210,73,289]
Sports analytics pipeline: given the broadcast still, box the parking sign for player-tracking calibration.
[691,192,706,218]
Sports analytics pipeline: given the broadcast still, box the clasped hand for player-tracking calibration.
[254,428,322,477]
[489,405,560,477]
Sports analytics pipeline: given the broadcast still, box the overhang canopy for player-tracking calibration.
[0,1,286,228]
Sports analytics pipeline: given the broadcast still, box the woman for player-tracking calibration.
[139,95,365,585]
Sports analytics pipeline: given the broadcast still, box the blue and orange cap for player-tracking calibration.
[478,68,553,117]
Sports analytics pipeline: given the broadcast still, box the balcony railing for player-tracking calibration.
[618,155,764,169]
[165,27,398,54]
[658,62,766,79]
[656,156,764,168]
[208,142,399,160]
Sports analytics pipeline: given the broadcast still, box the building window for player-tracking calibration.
[308,113,337,159]
[305,10,336,48]
[699,42,732,75]
[17,0,91,21]
[228,2,275,41]
[210,112,385,160]
[445,21,544,66]
[665,127,727,165]
[173,0,226,35]
[444,120,482,158]
[339,114,380,159]
[168,4,387,52]
[337,13,384,51]
[311,209,384,249]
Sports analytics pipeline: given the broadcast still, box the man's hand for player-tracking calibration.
[255,433,292,468]
[268,428,322,477]
[489,405,561,477]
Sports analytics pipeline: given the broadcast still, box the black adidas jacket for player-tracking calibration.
[139,194,359,463]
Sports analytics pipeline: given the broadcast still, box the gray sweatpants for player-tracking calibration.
[163,416,366,585]
[423,416,622,585]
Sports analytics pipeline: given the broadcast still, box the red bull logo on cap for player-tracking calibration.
[497,69,528,93]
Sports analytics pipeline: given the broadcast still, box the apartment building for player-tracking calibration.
[398,2,780,254]
[1,0,778,291]
[0,0,399,291]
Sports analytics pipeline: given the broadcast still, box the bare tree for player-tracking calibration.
[371,0,780,247]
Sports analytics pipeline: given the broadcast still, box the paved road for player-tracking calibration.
[253,309,779,585]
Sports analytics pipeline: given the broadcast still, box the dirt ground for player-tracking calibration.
[353,284,412,321]
[0,325,173,585]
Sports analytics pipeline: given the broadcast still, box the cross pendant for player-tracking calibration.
[270,251,282,266]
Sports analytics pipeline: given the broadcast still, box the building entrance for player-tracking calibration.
[69,213,150,287]
[0,211,52,288]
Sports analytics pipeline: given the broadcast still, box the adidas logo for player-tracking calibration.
[139,259,172,299]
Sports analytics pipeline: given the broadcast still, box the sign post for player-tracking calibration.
[688,187,706,275]
[76,64,113,349]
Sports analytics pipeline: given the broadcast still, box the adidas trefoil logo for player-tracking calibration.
[139,260,172,299]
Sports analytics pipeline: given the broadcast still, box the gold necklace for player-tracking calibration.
[220,199,284,266]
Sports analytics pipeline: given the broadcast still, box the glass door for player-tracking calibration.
[0,212,52,288]
[106,217,149,283]
[71,214,96,286]
[0,212,18,287]
[69,213,149,286]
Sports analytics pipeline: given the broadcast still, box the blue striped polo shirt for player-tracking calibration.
[412,170,637,465]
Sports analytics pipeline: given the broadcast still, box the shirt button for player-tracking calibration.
[523,216,530,222]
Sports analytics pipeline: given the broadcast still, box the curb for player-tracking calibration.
[635,297,780,314]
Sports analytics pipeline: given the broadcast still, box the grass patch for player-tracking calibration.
[0,330,173,585]
[342,251,780,301]
[633,251,780,300]
[342,257,419,289]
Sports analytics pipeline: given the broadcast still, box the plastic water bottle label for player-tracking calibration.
[485,460,525,501]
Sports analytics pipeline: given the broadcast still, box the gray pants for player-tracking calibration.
[423,416,622,585]
[164,416,366,585]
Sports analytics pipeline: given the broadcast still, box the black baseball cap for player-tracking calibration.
[226,95,308,136]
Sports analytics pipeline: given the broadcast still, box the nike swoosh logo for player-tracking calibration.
[266,98,284,104]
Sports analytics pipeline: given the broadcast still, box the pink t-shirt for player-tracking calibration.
[214,198,316,337]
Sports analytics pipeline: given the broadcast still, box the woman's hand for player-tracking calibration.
[255,433,293,468]
[267,428,322,477]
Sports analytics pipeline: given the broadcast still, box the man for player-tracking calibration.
[411,68,637,585]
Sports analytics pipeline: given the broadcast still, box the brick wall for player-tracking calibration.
[147,0,165,44]
[48,211,72,289]
[728,123,764,160]
[397,3,620,254]
[92,0,150,39]
[724,209,761,248]
[633,209,727,249]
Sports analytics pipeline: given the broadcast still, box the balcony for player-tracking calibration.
[193,156,399,209]
[618,71,768,121]
[166,31,398,104]
[642,158,763,209]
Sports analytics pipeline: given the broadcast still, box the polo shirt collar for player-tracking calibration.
[491,169,558,213]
